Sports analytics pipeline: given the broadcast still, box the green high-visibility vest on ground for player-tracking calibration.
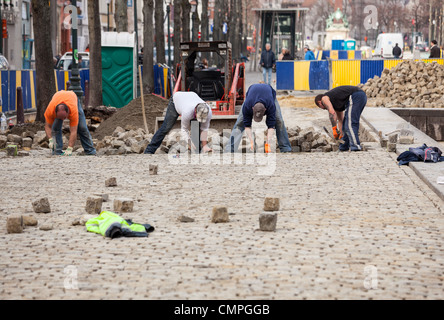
[86,211,154,239]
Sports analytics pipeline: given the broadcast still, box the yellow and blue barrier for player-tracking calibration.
[276,60,329,91]
[277,59,444,91]
[321,50,362,60]
[1,66,171,114]
[1,70,37,113]
[138,64,171,99]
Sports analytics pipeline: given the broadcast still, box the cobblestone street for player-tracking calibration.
[1,116,443,299]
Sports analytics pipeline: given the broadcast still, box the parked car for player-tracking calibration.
[55,52,90,70]
[0,54,9,70]
[415,43,427,52]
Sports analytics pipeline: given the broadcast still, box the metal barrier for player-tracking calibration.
[276,58,444,91]
[1,65,171,114]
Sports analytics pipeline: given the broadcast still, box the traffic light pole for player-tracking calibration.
[69,0,83,99]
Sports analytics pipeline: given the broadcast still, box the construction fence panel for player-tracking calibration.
[0,70,37,113]
[276,60,329,91]
[276,58,444,91]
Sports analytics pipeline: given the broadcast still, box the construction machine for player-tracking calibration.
[155,41,246,133]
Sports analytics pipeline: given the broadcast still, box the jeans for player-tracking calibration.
[144,97,179,154]
[226,98,291,153]
[340,91,367,152]
[262,67,272,85]
[52,98,96,155]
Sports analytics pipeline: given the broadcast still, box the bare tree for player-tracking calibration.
[213,0,223,41]
[115,0,128,32]
[31,0,56,122]
[173,0,181,69]
[181,0,191,42]
[201,0,209,41]
[143,0,155,94]
[88,0,103,107]
[155,0,166,64]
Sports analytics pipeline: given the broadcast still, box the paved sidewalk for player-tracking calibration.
[0,125,443,299]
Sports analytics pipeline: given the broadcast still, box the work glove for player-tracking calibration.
[332,126,340,139]
[62,147,73,156]
[48,138,56,152]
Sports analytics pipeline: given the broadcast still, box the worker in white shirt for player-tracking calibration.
[144,91,212,154]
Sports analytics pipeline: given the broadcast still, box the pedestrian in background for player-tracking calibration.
[392,43,402,59]
[429,40,441,58]
[304,45,315,60]
[260,43,276,85]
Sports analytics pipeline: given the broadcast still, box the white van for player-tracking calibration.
[55,52,90,70]
[374,33,404,58]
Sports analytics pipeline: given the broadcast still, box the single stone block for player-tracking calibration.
[32,198,51,213]
[0,135,7,149]
[22,137,33,148]
[264,197,280,211]
[398,136,414,144]
[6,145,17,156]
[380,138,388,148]
[40,224,53,231]
[114,198,134,213]
[23,215,38,227]
[85,197,103,214]
[94,193,109,202]
[211,206,229,223]
[105,177,117,187]
[6,215,24,234]
[388,134,398,143]
[259,212,277,232]
[149,164,158,175]
[178,215,195,223]
[387,143,397,153]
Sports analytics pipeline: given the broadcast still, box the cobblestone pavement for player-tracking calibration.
[1,107,444,299]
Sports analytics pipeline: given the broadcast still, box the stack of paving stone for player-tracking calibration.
[286,126,338,153]
[361,60,444,108]
[94,125,153,155]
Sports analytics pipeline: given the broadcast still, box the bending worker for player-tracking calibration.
[226,83,291,153]
[314,85,367,152]
[144,91,212,154]
[44,90,96,156]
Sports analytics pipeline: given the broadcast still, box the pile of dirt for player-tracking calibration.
[92,94,168,140]
[9,122,46,136]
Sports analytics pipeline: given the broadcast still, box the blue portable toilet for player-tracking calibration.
[332,40,345,50]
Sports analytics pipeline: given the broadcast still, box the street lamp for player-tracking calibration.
[107,0,110,32]
[69,0,83,99]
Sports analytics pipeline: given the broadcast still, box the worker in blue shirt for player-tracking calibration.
[226,83,292,153]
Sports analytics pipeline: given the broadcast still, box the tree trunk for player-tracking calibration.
[213,0,222,41]
[115,0,128,32]
[201,0,209,41]
[143,0,155,94]
[88,0,103,107]
[155,0,166,64]
[181,0,191,42]
[173,0,181,70]
[31,0,56,122]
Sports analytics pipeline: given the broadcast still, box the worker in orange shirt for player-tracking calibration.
[44,90,96,156]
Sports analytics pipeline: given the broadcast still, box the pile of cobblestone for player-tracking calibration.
[361,60,444,108]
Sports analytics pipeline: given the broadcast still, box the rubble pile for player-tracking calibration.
[361,60,444,108]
